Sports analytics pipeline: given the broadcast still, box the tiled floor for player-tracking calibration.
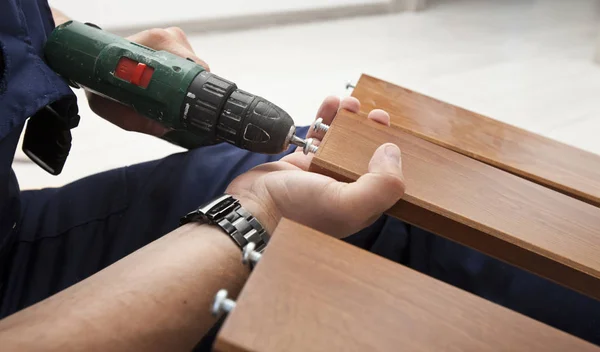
[15,0,600,189]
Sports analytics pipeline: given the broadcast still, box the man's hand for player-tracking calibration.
[86,27,209,136]
[226,96,405,238]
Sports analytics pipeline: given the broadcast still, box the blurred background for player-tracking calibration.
[15,0,600,189]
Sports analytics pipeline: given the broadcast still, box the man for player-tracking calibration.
[0,1,598,350]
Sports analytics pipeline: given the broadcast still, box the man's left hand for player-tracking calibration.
[226,96,405,238]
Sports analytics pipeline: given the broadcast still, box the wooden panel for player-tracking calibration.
[215,219,598,352]
[351,74,600,207]
[309,110,600,300]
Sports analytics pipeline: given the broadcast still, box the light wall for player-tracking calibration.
[49,0,417,35]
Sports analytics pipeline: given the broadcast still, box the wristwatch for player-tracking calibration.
[180,194,269,253]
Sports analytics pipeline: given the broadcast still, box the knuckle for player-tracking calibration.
[145,28,171,43]
[387,175,406,196]
[167,26,186,38]
[380,175,406,203]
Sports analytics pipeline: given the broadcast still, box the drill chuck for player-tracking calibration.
[182,71,295,154]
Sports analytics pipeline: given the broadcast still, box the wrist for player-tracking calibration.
[181,193,274,253]
[227,191,281,236]
[177,222,243,259]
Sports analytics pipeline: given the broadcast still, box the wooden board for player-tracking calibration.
[351,74,600,207]
[215,219,598,352]
[309,110,600,300]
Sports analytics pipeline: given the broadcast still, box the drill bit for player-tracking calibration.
[289,134,318,155]
[287,118,332,155]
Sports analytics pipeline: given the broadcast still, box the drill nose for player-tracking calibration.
[218,89,297,154]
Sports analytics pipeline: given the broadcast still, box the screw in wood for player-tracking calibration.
[211,289,236,316]
[303,138,319,155]
[242,242,263,266]
[289,135,318,155]
[313,117,330,133]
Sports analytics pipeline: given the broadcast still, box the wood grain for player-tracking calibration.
[215,219,598,352]
[310,110,600,300]
[351,74,600,207]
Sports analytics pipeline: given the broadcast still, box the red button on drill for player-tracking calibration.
[115,57,154,88]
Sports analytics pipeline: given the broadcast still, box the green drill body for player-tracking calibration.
[44,20,296,154]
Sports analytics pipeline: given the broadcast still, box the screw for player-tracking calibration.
[289,135,318,155]
[303,138,319,155]
[242,242,262,266]
[313,117,330,133]
[345,81,356,90]
[211,289,236,316]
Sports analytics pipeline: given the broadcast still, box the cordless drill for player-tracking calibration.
[36,20,311,174]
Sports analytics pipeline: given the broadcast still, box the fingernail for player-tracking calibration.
[384,144,401,164]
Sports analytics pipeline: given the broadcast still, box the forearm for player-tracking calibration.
[0,223,248,351]
[50,7,70,26]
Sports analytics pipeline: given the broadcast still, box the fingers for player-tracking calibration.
[340,96,360,113]
[126,28,210,71]
[327,143,405,228]
[308,96,385,142]
[306,96,340,138]
[300,95,389,159]
[87,91,169,136]
[302,96,338,146]
[281,150,313,170]
[165,27,194,51]
[305,96,360,142]
[368,109,391,126]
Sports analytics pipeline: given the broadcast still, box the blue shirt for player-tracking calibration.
[0,0,76,274]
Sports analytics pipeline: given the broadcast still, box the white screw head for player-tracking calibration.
[303,138,319,155]
[212,289,236,316]
[313,117,330,133]
[212,289,228,316]
[242,242,256,264]
[242,242,263,268]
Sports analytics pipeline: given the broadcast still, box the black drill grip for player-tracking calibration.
[182,71,237,135]
[182,71,295,154]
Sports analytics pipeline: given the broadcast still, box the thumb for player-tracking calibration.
[363,143,405,211]
[369,143,403,176]
[332,143,405,227]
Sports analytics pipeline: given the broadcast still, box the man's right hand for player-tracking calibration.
[51,8,209,137]
[87,27,209,137]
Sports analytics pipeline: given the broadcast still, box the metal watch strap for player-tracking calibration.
[180,194,269,253]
